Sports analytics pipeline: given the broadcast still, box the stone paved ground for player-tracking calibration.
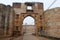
[0,33,53,40]
[23,33,52,40]
[23,34,39,40]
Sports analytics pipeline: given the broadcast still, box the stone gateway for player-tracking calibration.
[0,2,60,38]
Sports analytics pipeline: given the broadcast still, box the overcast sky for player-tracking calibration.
[0,0,60,25]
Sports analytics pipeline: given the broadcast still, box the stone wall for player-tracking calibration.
[22,25,35,34]
[8,7,15,36]
[44,7,60,38]
[13,2,43,14]
[0,4,7,36]
[0,4,15,37]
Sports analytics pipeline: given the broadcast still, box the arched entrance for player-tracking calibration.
[13,13,44,36]
[22,16,35,34]
[19,13,39,35]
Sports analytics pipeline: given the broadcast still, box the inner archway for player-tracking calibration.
[22,16,35,34]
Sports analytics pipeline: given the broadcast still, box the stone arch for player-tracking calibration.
[19,13,38,35]
[22,16,35,34]
[22,16,35,25]
[22,15,36,23]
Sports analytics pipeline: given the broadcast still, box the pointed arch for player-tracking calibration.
[23,16,35,25]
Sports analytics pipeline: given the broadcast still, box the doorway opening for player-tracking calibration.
[22,16,35,34]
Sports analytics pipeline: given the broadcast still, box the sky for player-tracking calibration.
[0,0,60,25]
[0,0,60,10]
[23,16,35,25]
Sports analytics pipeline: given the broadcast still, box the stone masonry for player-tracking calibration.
[44,7,60,38]
[0,2,60,38]
[13,2,43,36]
[0,4,15,37]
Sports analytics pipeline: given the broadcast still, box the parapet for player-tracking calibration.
[13,3,21,8]
[13,2,43,9]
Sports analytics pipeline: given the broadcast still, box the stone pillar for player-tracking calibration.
[4,5,11,36]
[4,9,8,36]
[35,15,39,36]
[8,8,15,36]
[1,5,7,36]
[0,5,4,36]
